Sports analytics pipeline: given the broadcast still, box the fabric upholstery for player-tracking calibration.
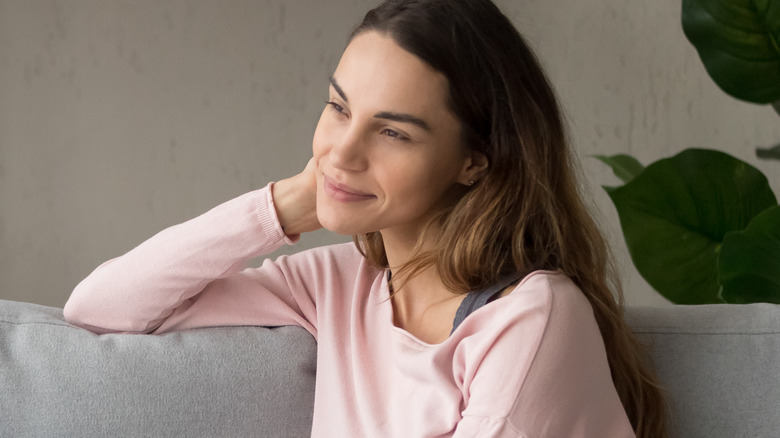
[627,304,780,438]
[0,299,316,438]
[2,299,779,437]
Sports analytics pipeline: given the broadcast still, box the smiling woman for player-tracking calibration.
[63,0,666,437]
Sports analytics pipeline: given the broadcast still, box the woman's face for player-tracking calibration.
[312,31,482,238]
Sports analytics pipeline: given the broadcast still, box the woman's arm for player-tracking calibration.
[64,161,322,334]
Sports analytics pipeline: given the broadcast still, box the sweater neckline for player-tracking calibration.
[381,270,540,348]
[381,272,447,348]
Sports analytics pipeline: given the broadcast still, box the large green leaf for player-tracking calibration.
[593,154,645,185]
[719,205,780,303]
[682,0,780,105]
[606,149,777,303]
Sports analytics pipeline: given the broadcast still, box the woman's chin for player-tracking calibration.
[322,223,358,236]
[317,211,376,236]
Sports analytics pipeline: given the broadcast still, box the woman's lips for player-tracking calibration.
[323,175,375,202]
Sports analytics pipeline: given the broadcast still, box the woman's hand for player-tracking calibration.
[272,158,322,237]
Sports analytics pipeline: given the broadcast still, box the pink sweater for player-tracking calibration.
[64,184,635,437]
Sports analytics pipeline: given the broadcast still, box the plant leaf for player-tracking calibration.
[682,0,780,104]
[719,205,780,304]
[757,143,780,160]
[607,148,777,304]
[594,154,645,184]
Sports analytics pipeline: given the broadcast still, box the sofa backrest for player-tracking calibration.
[0,300,316,438]
[627,304,780,438]
[3,299,778,437]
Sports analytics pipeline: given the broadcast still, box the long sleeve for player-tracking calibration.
[63,183,316,335]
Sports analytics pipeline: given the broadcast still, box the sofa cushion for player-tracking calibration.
[0,299,316,438]
[627,304,780,438]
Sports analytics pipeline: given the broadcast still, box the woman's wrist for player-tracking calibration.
[272,174,320,237]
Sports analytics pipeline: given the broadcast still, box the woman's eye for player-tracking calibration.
[326,101,345,114]
[381,129,408,141]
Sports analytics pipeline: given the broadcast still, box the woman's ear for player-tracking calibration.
[459,152,489,186]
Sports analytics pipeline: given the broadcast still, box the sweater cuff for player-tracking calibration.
[259,182,299,245]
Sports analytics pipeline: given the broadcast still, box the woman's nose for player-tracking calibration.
[329,125,368,172]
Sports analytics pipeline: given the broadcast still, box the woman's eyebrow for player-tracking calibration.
[330,76,348,103]
[373,111,431,132]
[330,75,431,132]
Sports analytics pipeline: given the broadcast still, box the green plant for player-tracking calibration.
[597,150,780,304]
[684,0,780,160]
[596,0,780,304]
[682,0,780,118]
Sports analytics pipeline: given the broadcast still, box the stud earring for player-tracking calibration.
[468,180,475,186]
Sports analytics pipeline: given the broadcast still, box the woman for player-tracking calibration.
[65,0,667,436]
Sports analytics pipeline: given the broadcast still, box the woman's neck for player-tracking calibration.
[382,229,466,343]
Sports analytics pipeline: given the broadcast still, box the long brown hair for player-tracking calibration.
[349,1,666,436]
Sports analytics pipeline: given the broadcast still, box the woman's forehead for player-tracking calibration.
[333,31,451,116]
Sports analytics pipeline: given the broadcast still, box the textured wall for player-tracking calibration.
[1,0,778,307]
[510,0,780,306]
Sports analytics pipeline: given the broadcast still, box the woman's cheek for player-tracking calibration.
[311,110,331,157]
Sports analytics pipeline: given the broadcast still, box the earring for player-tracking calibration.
[468,179,475,186]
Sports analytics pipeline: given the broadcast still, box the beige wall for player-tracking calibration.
[1,0,778,308]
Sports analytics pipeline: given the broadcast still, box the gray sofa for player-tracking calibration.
[1,299,778,437]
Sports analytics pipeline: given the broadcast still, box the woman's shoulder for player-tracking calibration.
[501,270,603,345]
[467,270,596,335]
[451,271,577,336]
[509,270,591,310]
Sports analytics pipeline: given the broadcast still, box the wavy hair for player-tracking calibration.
[349,1,666,436]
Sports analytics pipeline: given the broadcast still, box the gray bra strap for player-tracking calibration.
[451,274,522,335]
